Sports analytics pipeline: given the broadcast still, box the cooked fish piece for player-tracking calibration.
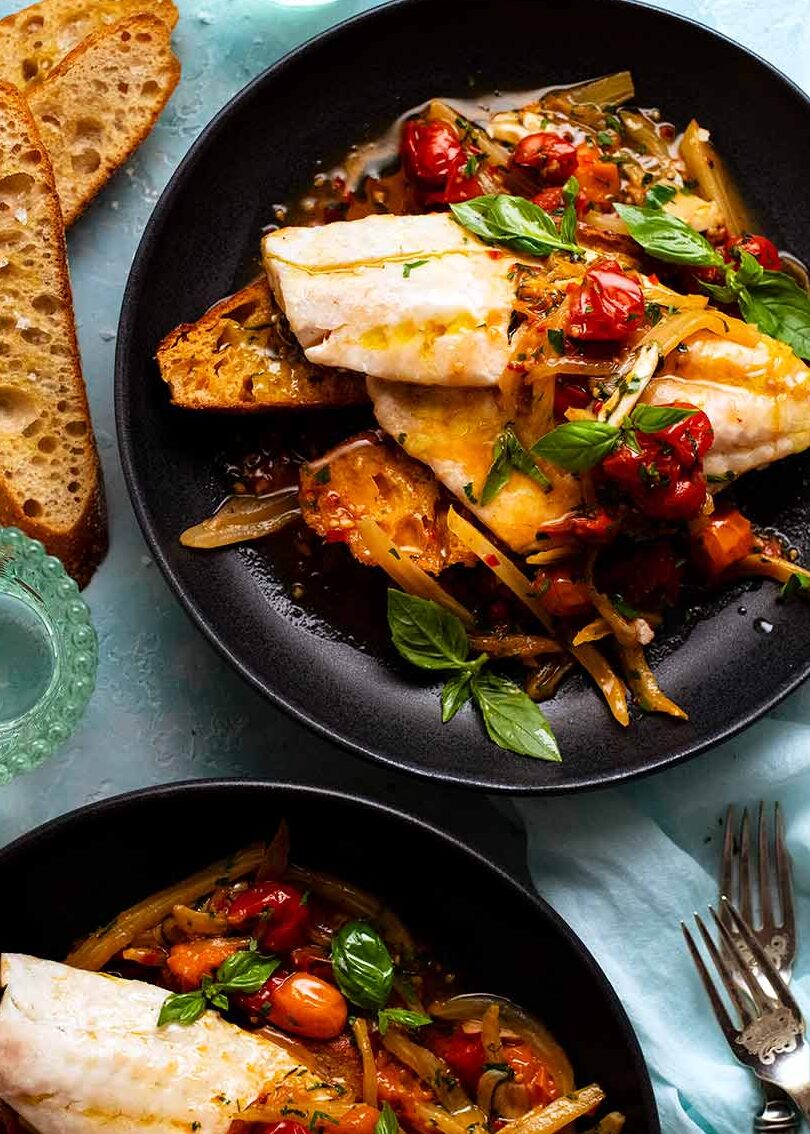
[0,953,311,1134]
[369,378,581,554]
[262,213,517,387]
[645,324,810,479]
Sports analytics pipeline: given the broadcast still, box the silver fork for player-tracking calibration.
[721,804,799,1131]
[683,899,810,1123]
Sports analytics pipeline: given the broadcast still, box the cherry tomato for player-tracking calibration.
[233,968,288,1020]
[553,378,590,419]
[639,472,707,521]
[537,506,617,544]
[166,938,243,991]
[534,568,593,618]
[401,120,462,185]
[655,406,713,466]
[331,1105,381,1134]
[424,152,484,205]
[532,186,587,216]
[430,1030,486,1094]
[502,1041,559,1107]
[512,132,577,185]
[227,882,309,953]
[567,259,645,342]
[725,232,781,272]
[597,541,683,608]
[268,971,348,1039]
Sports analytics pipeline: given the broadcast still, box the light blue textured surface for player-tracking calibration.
[0,2,809,1131]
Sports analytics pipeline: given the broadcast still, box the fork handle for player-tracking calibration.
[755,1096,803,1131]
[782,1084,810,1126]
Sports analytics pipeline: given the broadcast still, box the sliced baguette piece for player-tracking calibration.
[0,81,105,585]
[0,0,178,89]
[157,278,369,411]
[29,13,181,226]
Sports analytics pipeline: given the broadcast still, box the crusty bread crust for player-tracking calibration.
[0,80,106,586]
[29,13,181,226]
[157,278,369,411]
[0,0,178,88]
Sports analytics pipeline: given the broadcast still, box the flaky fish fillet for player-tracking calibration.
[369,378,581,554]
[0,953,312,1134]
[262,214,516,387]
[646,324,810,479]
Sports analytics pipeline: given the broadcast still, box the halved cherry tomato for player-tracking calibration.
[331,1105,381,1134]
[553,378,591,419]
[574,142,620,205]
[401,120,462,185]
[691,507,754,576]
[533,186,588,216]
[656,406,714,466]
[166,938,243,991]
[429,1030,486,1094]
[268,972,348,1039]
[567,259,645,341]
[537,505,617,543]
[533,568,593,618]
[501,1041,559,1107]
[725,232,781,271]
[227,882,309,953]
[233,968,288,1020]
[512,132,577,185]
[424,152,484,205]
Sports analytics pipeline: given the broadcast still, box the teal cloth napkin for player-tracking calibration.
[517,701,810,1132]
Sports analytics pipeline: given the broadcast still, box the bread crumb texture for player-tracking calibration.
[0,81,105,585]
[0,0,178,88]
[29,13,181,225]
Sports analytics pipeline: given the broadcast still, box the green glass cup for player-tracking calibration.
[0,527,98,784]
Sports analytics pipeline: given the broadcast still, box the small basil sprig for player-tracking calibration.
[532,405,696,473]
[481,425,551,506]
[387,589,561,762]
[451,193,579,258]
[331,921,394,1010]
[780,572,810,602]
[375,1103,400,1134]
[157,946,280,1027]
[377,1007,432,1035]
[614,205,810,361]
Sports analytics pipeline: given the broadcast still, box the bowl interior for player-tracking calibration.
[116,0,810,791]
[0,782,659,1130]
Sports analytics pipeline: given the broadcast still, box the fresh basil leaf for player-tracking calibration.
[531,421,620,472]
[644,301,663,327]
[547,327,565,354]
[374,1102,400,1134]
[216,948,280,993]
[629,404,696,433]
[699,280,737,305]
[441,670,473,723]
[471,672,561,761]
[559,175,580,246]
[614,203,723,267]
[387,589,469,671]
[612,594,641,619]
[780,572,810,601]
[451,194,578,257]
[645,183,677,209]
[732,249,764,289]
[377,1008,432,1035]
[737,269,810,361]
[506,429,552,490]
[157,990,207,1028]
[331,920,394,1010]
[480,432,512,506]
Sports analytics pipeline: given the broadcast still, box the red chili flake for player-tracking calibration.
[485,554,500,567]
[648,272,660,285]
[487,250,504,260]
[325,529,349,543]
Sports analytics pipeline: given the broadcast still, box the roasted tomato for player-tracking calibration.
[574,142,620,205]
[401,119,462,185]
[429,1030,486,1094]
[267,972,348,1039]
[691,507,755,577]
[533,567,593,618]
[597,541,684,608]
[567,259,645,341]
[537,505,617,543]
[512,132,577,184]
[553,378,591,419]
[532,185,588,216]
[227,882,309,953]
[725,232,781,271]
[166,938,245,991]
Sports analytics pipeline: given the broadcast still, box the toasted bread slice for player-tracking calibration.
[0,0,178,88]
[158,278,369,411]
[29,14,181,226]
[0,81,105,585]
[299,432,475,575]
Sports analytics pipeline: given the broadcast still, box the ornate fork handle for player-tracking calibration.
[754,1096,804,1131]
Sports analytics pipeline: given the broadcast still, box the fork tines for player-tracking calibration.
[721,803,795,943]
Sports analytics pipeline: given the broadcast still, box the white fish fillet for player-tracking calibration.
[262,213,516,387]
[368,378,580,554]
[0,953,309,1134]
[646,327,810,479]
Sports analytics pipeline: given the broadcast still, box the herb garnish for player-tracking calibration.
[157,945,280,1027]
[402,259,428,278]
[377,1008,432,1035]
[331,921,394,1010]
[532,405,696,472]
[375,1103,400,1134]
[547,327,566,355]
[780,572,810,602]
[614,205,810,360]
[450,193,580,258]
[481,426,551,506]
[644,183,677,209]
[387,590,561,762]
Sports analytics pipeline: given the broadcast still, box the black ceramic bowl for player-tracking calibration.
[0,781,659,1130]
[116,0,810,792]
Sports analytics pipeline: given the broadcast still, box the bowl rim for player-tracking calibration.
[114,0,810,795]
[0,778,661,1131]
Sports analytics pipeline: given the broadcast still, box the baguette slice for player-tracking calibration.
[158,278,369,411]
[0,0,178,88]
[0,81,105,585]
[29,14,181,226]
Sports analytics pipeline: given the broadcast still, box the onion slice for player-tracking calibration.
[180,487,300,549]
